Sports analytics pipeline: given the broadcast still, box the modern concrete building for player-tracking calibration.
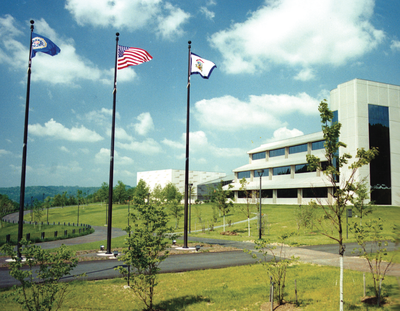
[228,79,400,206]
[137,169,226,201]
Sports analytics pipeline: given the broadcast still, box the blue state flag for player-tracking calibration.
[31,33,61,58]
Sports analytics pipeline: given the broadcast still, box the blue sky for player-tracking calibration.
[1,0,399,188]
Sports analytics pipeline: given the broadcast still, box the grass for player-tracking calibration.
[0,202,397,251]
[0,221,93,246]
[1,263,399,310]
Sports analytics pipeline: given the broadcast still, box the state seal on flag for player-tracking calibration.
[32,37,47,50]
[195,59,204,72]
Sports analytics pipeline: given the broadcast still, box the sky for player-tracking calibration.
[1,0,400,188]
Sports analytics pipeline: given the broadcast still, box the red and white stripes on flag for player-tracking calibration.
[117,45,152,70]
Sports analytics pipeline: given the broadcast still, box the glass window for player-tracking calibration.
[369,104,391,204]
[270,148,285,157]
[303,187,328,198]
[312,140,325,150]
[273,166,291,176]
[252,152,266,160]
[295,164,309,174]
[255,189,273,198]
[237,171,250,179]
[289,144,307,154]
[277,188,297,198]
[254,169,268,177]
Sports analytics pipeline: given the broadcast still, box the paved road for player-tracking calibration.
[1,211,399,288]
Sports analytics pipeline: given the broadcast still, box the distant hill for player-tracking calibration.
[0,186,101,204]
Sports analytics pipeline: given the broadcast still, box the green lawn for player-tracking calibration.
[0,203,397,251]
[1,263,399,310]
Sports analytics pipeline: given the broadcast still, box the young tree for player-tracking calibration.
[162,182,182,203]
[114,180,128,204]
[350,178,374,225]
[306,100,378,311]
[246,233,298,306]
[134,179,150,205]
[351,219,395,304]
[238,177,254,236]
[0,194,17,228]
[117,203,174,311]
[151,184,163,202]
[1,240,78,311]
[168,199,184,229]
[214,181,234,232]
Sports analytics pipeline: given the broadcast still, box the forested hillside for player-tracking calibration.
[0,186,100,204]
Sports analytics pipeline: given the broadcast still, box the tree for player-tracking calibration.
[162,182,182,203]
[350,178,374,225]
[246,233,298,306]
[0,194,17,228]
[134,179,150,205]
[61,191,68,208]
[214,181,234,232]
[238,177,254,236]
[1,240,78,311]
[168,199,184,229]
[351,219,395,305]
[306,100,378,311]
[32,199,44,229]
[117,203,174,311]
[114,180,128,204]
[96,182,109,204]
[151,184,163,202]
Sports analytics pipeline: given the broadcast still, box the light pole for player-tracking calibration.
[257,169,264,239]
[189,183,193,233]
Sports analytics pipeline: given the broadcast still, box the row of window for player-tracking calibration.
[237,187,328,199]
[238,162,327,179]
[251,140,325,160]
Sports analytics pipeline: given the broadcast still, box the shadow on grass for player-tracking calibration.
[154,295,211,310]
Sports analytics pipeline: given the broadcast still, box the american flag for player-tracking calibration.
[117,45,152,70]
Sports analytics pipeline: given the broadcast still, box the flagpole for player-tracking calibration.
[17,20,35,258]
[183,41,192,249]
[106,32,119,255]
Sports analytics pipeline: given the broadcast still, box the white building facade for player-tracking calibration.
[137,169,226,201]
[229,79,400,206]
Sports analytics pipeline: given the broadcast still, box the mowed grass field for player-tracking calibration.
[9,202,398,250]
[1,263,399,310]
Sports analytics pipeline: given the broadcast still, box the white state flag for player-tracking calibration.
[190,53,217,79]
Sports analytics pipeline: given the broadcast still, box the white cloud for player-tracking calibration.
[0,16,136,86]
[0,149,12,156]
[84,108,120,127]
[115,127,134,141]
[132,112,155,136]
[59,146,70,153]
[156,3,190,40]
[266,127,304,142]
[66,0,190,40]
[294,68,315,81]
[200,7,215,20]
[194,92,319,131]
[116,138,162,154]
[163,131,245,158]
[94,148,134,166]
[390,40,400,52]
[29,118,104,142]
[209,0,385,76]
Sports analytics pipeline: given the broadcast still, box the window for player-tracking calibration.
[312,140,325,150]
[237,171,250,179]
[270,148,285,157]
[303,187,328,198]
[273,166,291,176]
[369,104,391,205]
[252,152,266,160]
[254,169,268,177]
[295,164,309,173]
[255,189,273,198]
[277,188,297,198]
[289,143,307,154]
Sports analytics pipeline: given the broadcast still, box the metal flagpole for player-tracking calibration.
[17,20,35,258]
[183,41,192,249]
[106,32,119,255]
